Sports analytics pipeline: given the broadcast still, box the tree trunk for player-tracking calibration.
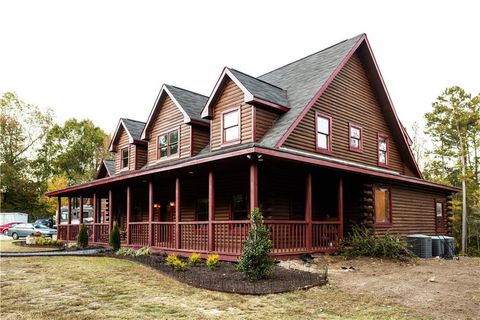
[459,137,468,254]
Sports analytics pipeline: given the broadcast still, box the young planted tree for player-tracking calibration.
[77,223,89,248]
[425,86,480,253]
[109,222,121,251]
[236,208,274,281]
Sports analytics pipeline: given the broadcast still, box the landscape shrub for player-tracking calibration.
[116,248,136,257]
[206,254,219,270]
[236,208,274,281]
[341,226,414,259]
[188,253,202,266]
[109,222,121,251]
[77,224,89,248]
[166,254,186,272]
[135,247,152,256]
[35,237,63,246]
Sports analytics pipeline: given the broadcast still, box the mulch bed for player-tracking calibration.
[113,253,328,295]
[12,240,105,252]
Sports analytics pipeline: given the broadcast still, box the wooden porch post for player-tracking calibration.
[108,189,113,233]
[175,177,181,249]
[93,192,97,243]
[148,180,153,247]
[250,161,258,210]
[56,197,61,228]
[126,185,131,245]
[338,176,344,240]
[306,172,312,251]
[208,171,215,252]
[67,197,72,240]
[79,196,84,224]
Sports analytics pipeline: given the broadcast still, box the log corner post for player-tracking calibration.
[338,176,344,241]
[148,180,154,247]
[208,171,215,252]
[175,177,181,250]
[250,161,258,210]
[126,185,131,245]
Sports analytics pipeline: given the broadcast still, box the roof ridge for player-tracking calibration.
[165,84,208,98]
[228,68,287,91]
[121,118,146,124]
[258,34,364,78]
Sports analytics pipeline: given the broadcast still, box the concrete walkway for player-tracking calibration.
[0,248,107,257]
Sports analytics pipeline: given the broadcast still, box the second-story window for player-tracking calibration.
[121,147,129,169]
[222,109,240,143]
[378,134,389,166]
[316,112,332,153]
[349,124,363,152]
[158,130,179,159]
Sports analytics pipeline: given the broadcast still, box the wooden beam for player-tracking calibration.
[250,161,258,210]
[175,177,181,249]
[79,196,84,225]
[148,180,154,247]
[208,170,215,252]
[93,193,97,243]
[67,197,72,240]
[126,185,131,245]
[338,176,344,240]
[108,189,113,233]
[56,197,61,228]
[305,172,312,251]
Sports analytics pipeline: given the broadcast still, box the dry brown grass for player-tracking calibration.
[0,240,62,253]
[0,256,421,320]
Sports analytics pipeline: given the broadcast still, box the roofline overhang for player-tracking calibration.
[201,68,288,119]
[46,145,459,197]
[109,119,135,152]
[141,85,194,140]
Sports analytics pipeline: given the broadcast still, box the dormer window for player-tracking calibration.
[121,147,129,169]
[316,112,332,154]
[378,133,389,166]
[222,108,240,144]
[158,129,179,160]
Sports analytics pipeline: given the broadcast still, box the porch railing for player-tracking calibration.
[312,221,340,251]
[57,220,340,254]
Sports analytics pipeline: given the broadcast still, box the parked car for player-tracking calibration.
[34,218,54,228]
[0,221,23,234]
[6,223,57,240]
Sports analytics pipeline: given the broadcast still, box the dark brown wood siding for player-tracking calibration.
[283,53,405,174]
[114,127,131,174]
[211,79,252,150]
[255,106,279,142]
[134,145,148,169]
[145,95,190,165]
[374,182,450,237]
[192,126,210,156]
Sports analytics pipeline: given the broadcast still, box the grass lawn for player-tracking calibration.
[0,256,422,320]
[0,240,62,253]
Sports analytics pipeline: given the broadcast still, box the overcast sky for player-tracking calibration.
[1,0,478,136]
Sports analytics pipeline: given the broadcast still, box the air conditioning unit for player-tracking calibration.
[406,234,432,258]
[430,236,445,257]
[442,236,455,259]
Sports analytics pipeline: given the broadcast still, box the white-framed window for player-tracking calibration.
[222,109,240,143]
[316,112,332,153]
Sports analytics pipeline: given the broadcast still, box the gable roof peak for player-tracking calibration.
[108,117,146,151]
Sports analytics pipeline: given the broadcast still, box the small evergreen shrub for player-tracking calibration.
[206,254,219,270]
[77,224,89,248]
[188,253,202,266]
[34,237,63,246]
[135,247,152,256]
[166,254,186,272]
[109,222,121,251]
[236,208,274,281]
[341,226,414,259]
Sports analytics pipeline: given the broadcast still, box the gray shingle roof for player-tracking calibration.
[165,85,209,123]
[121,118,145,141]
[103,159,115,176]
[228,68,289,108]
[257,34,363,147]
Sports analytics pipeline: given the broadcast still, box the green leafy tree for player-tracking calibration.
[236,208,274,281]
[0,92,53,216]
[35,118,111,184]
[424,86,480,254]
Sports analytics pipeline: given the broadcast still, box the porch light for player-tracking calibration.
[169,201,176,207]
[153,203,161,208]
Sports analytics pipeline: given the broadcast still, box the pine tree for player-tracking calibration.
[109,222,121,251]
[77,223,89,248]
